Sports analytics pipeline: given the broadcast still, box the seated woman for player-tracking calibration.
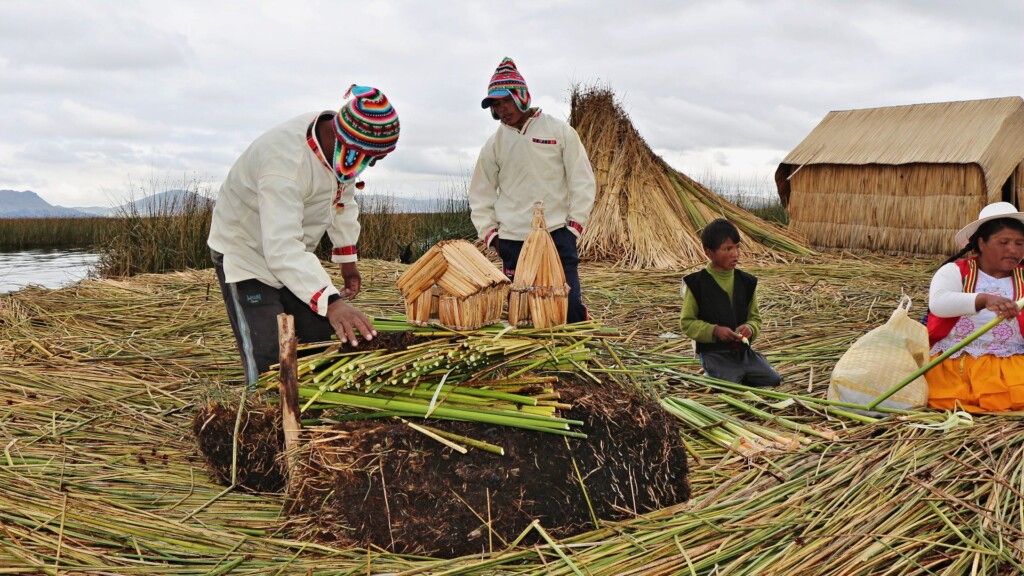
[926,202,1024,412]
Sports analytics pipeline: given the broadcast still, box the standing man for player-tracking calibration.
[469,57,596,323]
[208,85,399,385]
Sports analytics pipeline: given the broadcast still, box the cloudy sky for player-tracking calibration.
[1,0,1021,208]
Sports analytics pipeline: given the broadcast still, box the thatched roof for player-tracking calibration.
[776,96,1024,203]
[569,85,813,270]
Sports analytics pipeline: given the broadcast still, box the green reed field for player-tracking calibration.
[0,217,122,249]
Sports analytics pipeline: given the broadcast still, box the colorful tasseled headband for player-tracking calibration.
[481,57,531,120]
[333,84,400,182]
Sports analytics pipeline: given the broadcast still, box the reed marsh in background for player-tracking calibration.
[0,217,120,250]
[319,182,476,264]
[96,179,216,277]
[696,170,789,225]
[3,171,783,278]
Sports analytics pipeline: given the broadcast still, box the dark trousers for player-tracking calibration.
[497,227,588,323]
[213,256,334,385]
[699,347,782,387]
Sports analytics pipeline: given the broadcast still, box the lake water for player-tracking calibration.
[0,249,102,294]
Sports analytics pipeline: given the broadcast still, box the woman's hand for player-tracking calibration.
[976,293,1022,320]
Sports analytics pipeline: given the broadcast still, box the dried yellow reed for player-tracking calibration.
[399,239,510,330]
[397,244,448,300]
[509,203,569,329]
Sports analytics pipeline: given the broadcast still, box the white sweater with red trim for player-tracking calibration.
[207,112,360,315]
[469,110,596,243]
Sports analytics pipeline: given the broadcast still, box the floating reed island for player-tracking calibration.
[569,84,815,268]
[4,255,1024,574]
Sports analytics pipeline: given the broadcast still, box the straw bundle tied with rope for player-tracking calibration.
[508,202,569,328]
[569,84,814,269]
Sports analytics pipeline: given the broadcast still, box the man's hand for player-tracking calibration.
[736,324,754,341]
[340,262,362,299]
[490,236,500,253]
[326,298,377,346]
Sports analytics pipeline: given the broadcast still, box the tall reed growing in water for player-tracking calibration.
[0,217,119,249]
[96,180,215,277]
[317,182,475,264]
[96,178,475,278]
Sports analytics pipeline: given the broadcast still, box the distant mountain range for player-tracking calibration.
[0,190,97,217]
[0,189,460,218]
[0,189,213,218]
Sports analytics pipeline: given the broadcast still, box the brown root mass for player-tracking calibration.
[190,333,433,492]
[192,401,286,493]
[291,380,689,557]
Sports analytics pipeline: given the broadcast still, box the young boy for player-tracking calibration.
[680,219,782,387]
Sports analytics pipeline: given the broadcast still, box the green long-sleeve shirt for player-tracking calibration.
[679,265,763,344]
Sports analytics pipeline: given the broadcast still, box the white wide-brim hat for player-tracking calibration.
[955,201,1024,248]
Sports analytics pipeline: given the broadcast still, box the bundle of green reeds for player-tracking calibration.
[662,396,808,455]
[253,328,592,436]
[508,202,569,328]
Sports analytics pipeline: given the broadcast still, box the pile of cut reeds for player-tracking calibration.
[508,202,569,328]
[8,254,1024,574]
[569,84,815,269]
[252,323,600,437]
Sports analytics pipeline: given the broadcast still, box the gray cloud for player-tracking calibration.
[0,0,1021,206]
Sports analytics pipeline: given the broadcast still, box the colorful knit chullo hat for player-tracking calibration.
[480,57,531,120]
[333,84,400,182]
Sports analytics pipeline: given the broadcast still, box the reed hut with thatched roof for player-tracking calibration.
[397,239,510,330]
[569,85,814,270]
[776,96,1024,256]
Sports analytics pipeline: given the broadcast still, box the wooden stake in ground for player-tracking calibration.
[277,313,301,460]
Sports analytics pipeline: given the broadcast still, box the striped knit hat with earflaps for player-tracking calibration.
[480,57,531,120]
[333,85,400,182]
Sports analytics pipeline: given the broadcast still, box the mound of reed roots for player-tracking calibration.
[191,332,425,493]
[192,399,286,493]
[290,380,690,557]
[193,378,689,557]
[569,83,814,268]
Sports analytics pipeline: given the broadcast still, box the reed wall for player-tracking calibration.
[1014,161,1024,206]
[788,163,986,256]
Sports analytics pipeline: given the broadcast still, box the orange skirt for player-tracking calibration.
[926,353,1024,412]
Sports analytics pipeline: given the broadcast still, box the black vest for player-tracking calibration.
[682,268,757,353]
